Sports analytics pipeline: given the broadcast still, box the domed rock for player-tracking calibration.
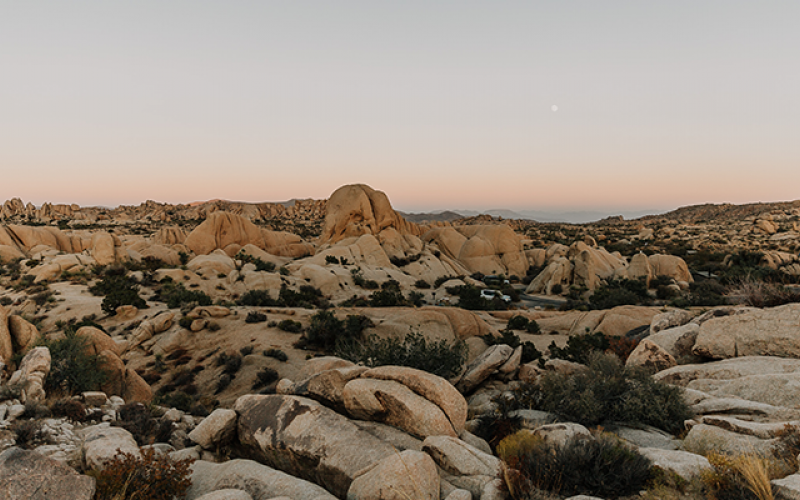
[320,184,421,244]
[185,211,312,258]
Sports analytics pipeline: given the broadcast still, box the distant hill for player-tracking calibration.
[398,210,464,223]
[642,200,800,223]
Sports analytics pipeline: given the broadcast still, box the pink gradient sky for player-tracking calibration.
[2,2,799,216]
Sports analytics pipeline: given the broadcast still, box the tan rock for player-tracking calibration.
[422,435,502,477]
[235,394,396,498]
[122,367,153,403]
[8,314,39,353]
[456,344,513,393]
[91,232,117,266]
[82,424,141,470]
[693,304,800,359]
[347,450,439,500]
[362,366,468,434]
[625,339,677,372]
[343,378,458,438]
[8,346,50,403]
[77,326,121,356]
[188,409,237,449]
[0,306,13,369]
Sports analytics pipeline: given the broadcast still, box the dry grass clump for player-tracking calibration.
[727,278,800,308]
[701,452,776,500]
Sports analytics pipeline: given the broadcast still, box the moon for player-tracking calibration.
[551,105,558,112]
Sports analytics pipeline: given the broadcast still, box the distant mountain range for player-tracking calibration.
[399,208,668,224]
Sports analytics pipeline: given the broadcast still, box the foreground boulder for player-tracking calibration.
[347,450,439,500]
[186,459,336,500]
[234,394,396,498]
[81,424,141,471]
[0,447,95,500]
[692,304,800,359]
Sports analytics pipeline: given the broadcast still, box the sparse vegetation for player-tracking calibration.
[89,447,194,500]
[335,330,467,379]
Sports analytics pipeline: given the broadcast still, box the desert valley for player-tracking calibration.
[2,183,800,499]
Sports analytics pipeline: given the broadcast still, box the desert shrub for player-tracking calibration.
[407,291,425,307]
[447,284,503,311]
[335,331,467,379]
[606,335,641,362]
[236,251,276,272]
[89,447,194,500]
[550,283,563,295]
[207,321,221,331]
[215,374,232,394]
[525,320,541,334]
[252,367,279,389]
[240,345,255,356]
[178,316,193,329]
[155,390,194,412]
[245,311,267,323]
[434,275,457,288]
[156,280,212,309]
[482,330,542,364]
[507,315,530,330]
[49,398,87,422]
[701,452,778,500]
[472,405,524,453]
[114,403,171,446]
[42,331,109,396]
[297,310,345,351]
[263,348,288,361]
[325,255,339,264]
[90,273,148,314]
[517,352,691,434]
[12,419,46,448]
[589,279,650,309]
[278,285,326,308]
[728,278,800,308]
[414,279,431,289]
[671,280,728,308]
[502,431,652,499]
[277,319,303,333]
[546,331,610,364]
[23,402,51,419]
[369,288,405,307]
[237,289,276,307]
[215,352,243,376]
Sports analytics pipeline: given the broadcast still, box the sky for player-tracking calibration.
[1,1,799,216]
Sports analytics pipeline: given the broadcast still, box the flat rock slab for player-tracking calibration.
[0,447,96,500]
[693,304,800,359]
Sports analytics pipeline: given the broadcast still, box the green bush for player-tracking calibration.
[238,289,275,307]
[43,332,109,396]
[252,367,279,389]
[547,331,610,364]
[482,330,542,364]
[414,279,431,289]
[507,315,530,330]
[502,431,653,499]
[325,255,339,264]
[277,319,303,333]
[157,280,212,309]
[334,331,467,379]
[525,320,541,334]
[589,279,650,309]
[263,348,288,362]
[90,274,147,314]
[517,352,691,434]
[369,288,405,307]
[245,311,267,323]
[154,390,194,412]
[89,447,194,500]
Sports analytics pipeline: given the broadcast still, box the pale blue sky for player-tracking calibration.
[1,1,798,213]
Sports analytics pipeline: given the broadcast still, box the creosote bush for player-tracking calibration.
[42,331,109,396]
[501,431,653,499]
[89,447,194,500]
[334,331,467,379]
[252,367,279,389]
[510,352,691,434]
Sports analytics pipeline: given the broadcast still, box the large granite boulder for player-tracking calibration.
[0,447,95,500]
[234,394,396,498]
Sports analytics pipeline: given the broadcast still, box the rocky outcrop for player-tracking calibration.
[347,450,439,500]
[186,459,337,500]
[6,347,50,403]
[320,185,421,245]
[234,394,396,498]
[692,303,800,359]
[185,211,312,258]
[0,447,96,500]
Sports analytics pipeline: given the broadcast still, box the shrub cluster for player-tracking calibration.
[334,331,467,379]
[481,330,541,364]
[156,279,212,309]
[512,353,691,434]
[500,431,653,499]
[89,273,147,314]
[237,251,276,272]
[245,311,267,323]
[295,311,372,351]
[89,448,194,500]
[43,331,109,396]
